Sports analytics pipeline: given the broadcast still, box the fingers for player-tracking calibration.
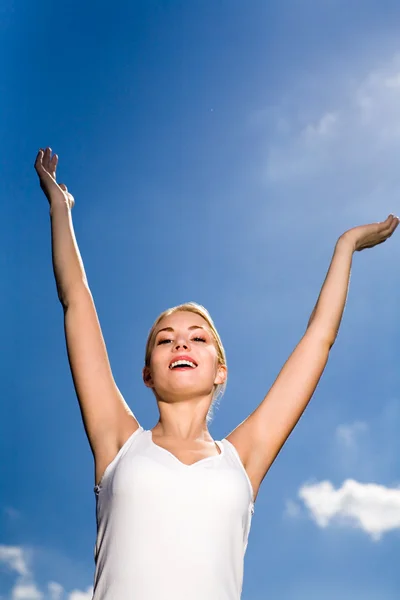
[59,183,68,192]
[50,152,58,176]
[34,148,44,171]
[380,215,399,242]
[35,147,57,173]
[385,214,399,229]
[43,147,52,172]
[379,214,398,233]
[388,216,400,237]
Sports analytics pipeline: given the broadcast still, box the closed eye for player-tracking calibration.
[157,337,206,345]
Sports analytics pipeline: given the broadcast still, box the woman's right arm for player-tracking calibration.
[35,148,139,482]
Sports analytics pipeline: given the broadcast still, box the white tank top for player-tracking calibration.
[92,426,255,600]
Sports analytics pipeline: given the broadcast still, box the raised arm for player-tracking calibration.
[226,215,399,500]
[35,148,139,485]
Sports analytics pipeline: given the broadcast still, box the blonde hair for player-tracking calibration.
[144,302,227,424]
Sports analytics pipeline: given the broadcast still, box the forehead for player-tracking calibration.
[156,311,210,332]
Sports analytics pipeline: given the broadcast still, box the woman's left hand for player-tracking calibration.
[342,214,400,252]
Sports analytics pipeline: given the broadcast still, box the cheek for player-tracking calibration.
[204,352,219,373]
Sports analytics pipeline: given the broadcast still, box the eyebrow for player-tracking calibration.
[155,325,205,337]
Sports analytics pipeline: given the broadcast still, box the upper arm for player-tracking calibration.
[226,330,331,498]
[63,285,139,461]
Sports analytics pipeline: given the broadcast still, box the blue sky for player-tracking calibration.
[2,0,400,598]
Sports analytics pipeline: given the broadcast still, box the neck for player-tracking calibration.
[152,417,212,442]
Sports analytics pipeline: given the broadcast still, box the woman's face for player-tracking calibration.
[144,311,226,401]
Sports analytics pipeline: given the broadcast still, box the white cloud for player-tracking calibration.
[298,479,400,540]
[47,582,64,600]
[329,401,400,483]
[302,111,338,139]
[336,421,368,448]
[0,545,93,600]
[385,73,400,88]
[0,546,29,577]
[263,53,400,199]
[67,588,93,600]
[11,582,42,600]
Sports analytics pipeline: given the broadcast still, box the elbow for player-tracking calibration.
[306,321,336,349]
[327,337,336,350]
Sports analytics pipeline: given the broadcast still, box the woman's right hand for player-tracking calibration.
[34,147,75,210]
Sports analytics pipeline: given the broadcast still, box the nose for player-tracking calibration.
[174,336,190,351]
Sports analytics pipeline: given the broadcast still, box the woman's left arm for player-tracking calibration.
[307,214,399,339]
[226,215,399,498]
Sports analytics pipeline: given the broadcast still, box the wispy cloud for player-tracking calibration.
[0,545,92,600]
[68,586,94,599]
[252,56,400,224]
[0,546,29,578]
[47,583,63,600]
[11,582,42,600]
[284,499,301,519]
[263,54,400,191]
[287,400,400,539]
[336,421,368,448]
[298,479,400,540]
[331,401,400,482]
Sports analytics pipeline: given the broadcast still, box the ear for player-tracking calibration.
[214,364,227,386]
[142,366,154,389]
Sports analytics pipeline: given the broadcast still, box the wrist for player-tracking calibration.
[49,199,71,217]
[337,232,357,253]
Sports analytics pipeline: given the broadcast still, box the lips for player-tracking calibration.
[169,355,198,369]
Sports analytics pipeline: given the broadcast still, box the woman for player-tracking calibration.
[34,147,399,599]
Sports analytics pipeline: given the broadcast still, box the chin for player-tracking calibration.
[156,384,213,400]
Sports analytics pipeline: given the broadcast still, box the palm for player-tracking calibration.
[346,215,400,251]
[34,147,74,209]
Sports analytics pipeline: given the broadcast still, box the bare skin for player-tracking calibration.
[144,311,226,437]
[143,310,227,465]
[35,147,399,500]
[35,148,75,210]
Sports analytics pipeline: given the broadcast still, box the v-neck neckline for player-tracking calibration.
[148,429,224,468]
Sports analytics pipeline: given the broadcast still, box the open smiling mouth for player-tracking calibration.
[169,360,198,370]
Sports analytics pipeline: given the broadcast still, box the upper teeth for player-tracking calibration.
[170,360,196,369]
